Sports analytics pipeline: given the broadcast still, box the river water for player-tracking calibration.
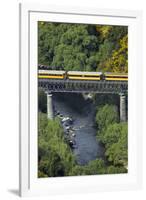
[53,93,104,165]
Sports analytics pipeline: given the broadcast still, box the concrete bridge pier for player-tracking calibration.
[46,92,54,119]
[119,93,126,122]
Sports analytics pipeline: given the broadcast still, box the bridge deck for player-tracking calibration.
[38,79,128,94]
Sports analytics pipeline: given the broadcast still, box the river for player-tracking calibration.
[53,93,104,166]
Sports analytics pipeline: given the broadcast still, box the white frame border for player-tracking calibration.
[19,3,143,197]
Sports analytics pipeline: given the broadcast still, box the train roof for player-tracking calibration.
[67,71,102,75]
[38,70,66,74]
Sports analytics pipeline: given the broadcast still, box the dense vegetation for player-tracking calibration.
[38,113,75,177]
[95,104,128,169]
[38,22,128,72]
[38,91,127,177]
[38,22,128,177]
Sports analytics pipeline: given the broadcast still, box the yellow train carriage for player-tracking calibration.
[104,72,128,81]
[67,71,102,80]
[38,70,66,79]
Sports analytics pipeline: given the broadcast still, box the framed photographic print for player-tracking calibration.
[19,3,142,197]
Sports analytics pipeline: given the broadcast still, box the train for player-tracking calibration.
[38,70,128,81]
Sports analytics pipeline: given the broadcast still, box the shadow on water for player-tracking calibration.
[53,92,89,115]
[53,92,105,165]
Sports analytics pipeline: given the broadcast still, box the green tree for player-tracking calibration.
[70,159,106,176]
[95,104,119,133]
[38,113,76,177]
[95,104,128,171]
[38,22,100,71]
[84,159,106,175]
[106,165,127,174]
[104,123,128,166]
[69,165,87,176]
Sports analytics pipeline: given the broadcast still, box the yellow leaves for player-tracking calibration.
[96,25,112,38]
[120,35,128,48]
[118,35,128,54]
[104,34,128,73]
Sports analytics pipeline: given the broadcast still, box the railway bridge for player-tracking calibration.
[38,78,128,122]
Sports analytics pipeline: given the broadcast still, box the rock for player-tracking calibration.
[62,117,70,122]
[66,126,70,130]
[72,133,76,137]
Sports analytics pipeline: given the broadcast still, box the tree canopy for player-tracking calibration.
[38,113,76,177]
[38,22,128,72]
[95,104,128,170]
[95,104,119,132]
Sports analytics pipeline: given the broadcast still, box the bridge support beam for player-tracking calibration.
[119,93,126,122]
[46,92,54,120]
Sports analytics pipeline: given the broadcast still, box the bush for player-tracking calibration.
[95,104,119,132]
[38,113,76,177]
[104,123,128,166]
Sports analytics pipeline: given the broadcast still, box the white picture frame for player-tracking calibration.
[19,3,143,197]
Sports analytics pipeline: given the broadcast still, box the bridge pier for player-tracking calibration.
[46,92,54,119]
[119,93,126,122]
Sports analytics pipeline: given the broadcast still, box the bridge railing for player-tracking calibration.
[38,79,128,94]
